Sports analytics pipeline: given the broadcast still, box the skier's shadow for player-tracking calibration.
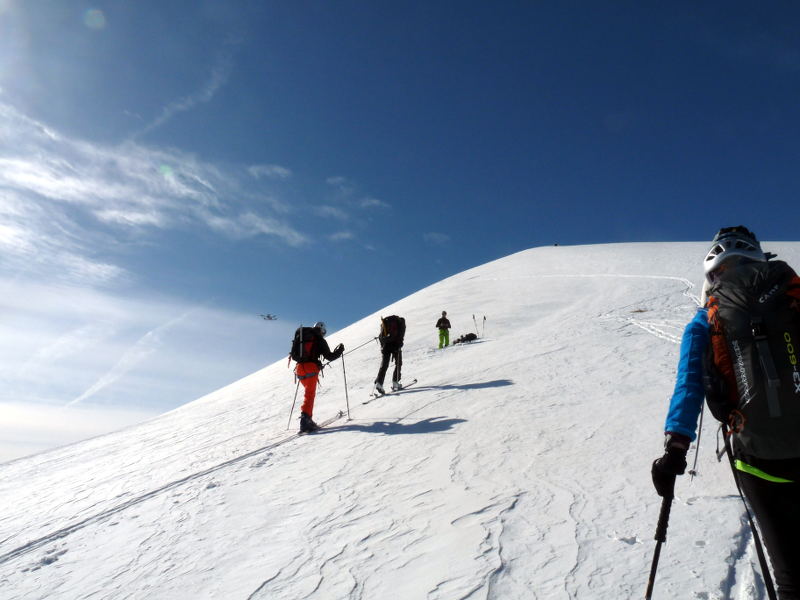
[320,416,466,435]
[397,379,514,395]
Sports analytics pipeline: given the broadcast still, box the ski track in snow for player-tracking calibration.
[0,413,346,567]
[3,242,797,599]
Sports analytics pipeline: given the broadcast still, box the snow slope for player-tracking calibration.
[3,242,799,600]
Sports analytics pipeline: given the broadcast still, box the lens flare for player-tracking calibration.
[159,165,174,177]
[83,9,106,30]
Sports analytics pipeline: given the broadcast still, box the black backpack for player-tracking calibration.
[458,333,478,343]
[380,315,406,347]
[290,326,320,363]
[704,259,800,459]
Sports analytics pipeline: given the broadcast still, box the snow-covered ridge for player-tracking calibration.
[3,242,799,599]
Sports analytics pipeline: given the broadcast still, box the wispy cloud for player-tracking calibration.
[93,209,165,227]
[324,176,390,210]
[0,278,293,420]
[326,175,355,196]
[131,50,234,140]
[424,232,451,246]
[248,164,293,180]
[0,96,309,287]
[317,205,350,221]
[360,196,391,209]
[315,176,391,242]
[66,309,195,407]
[0,190,126,284]
[205,211,308,246]
[329,231,355,242]
[0,274,300,463]
[25,323,114,366]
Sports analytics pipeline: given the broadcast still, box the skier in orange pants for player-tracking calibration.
[290,322,344,432]
[296,362,321,417]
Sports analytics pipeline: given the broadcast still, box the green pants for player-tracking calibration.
[438,328,449,348]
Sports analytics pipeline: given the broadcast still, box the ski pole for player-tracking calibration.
[287,380,300,430]
[343,337,379,357]
[645,495,673,599]
[341,354,351,420]
[472,314,479,335]
[688,405,704,479]
[482,315,486,337]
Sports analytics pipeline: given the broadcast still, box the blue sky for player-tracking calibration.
[2,1,800,459]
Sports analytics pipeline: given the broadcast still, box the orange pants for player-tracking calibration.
[295,362,320,416]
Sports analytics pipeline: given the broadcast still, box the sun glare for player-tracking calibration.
[83,8,106,30]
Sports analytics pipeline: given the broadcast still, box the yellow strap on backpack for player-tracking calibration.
[734,459,793,483]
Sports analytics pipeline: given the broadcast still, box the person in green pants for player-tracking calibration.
[436,310,451,348]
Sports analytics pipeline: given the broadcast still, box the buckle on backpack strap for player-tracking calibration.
[728,409,745,433]
[751,317,766,339]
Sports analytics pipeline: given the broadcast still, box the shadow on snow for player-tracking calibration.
[321,416,466,435]
[394,379,514,394]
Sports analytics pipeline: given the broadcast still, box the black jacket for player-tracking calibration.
[436,317,451,330]
[303,336,343,367]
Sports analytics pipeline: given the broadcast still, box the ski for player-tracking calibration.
[299,410,344,434]
[363,379,418,404]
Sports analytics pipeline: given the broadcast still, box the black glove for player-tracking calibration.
[334,343,344,357]
[651,433,690,498]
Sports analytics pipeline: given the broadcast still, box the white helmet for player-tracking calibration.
[313,321,326,336]
[703,226,766,279]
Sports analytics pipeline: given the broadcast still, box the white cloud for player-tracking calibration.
[326,175,355,196]
[0,221,33,253]
[59,254,126,284]
[131,51,234,140]
[67,309,195,407]
[318,205,350,221]
[0,190,127,285]
[248,164,292,180]
[93,208,165,227]
[329,231,355,242]
[323,177,388,214]
[203,211,308,246]
[326,175,348,186]
[0,97,311,283]
[23,323,115,366]
[0,277,295,427]
[241,213,307,246]
[424,232,451,246]
[360,197,390,209]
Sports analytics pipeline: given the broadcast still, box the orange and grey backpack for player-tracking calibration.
[703,259,800,459]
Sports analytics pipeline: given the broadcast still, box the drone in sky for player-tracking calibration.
[259,314,278,321]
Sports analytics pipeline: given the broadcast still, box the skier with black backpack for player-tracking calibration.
[651,227,800,598]
[289,322,344,432]
[374,315,406,395]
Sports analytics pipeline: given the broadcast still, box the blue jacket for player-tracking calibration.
[664,308,710,440]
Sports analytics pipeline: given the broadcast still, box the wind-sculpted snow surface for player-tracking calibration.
[2,242,799,599]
